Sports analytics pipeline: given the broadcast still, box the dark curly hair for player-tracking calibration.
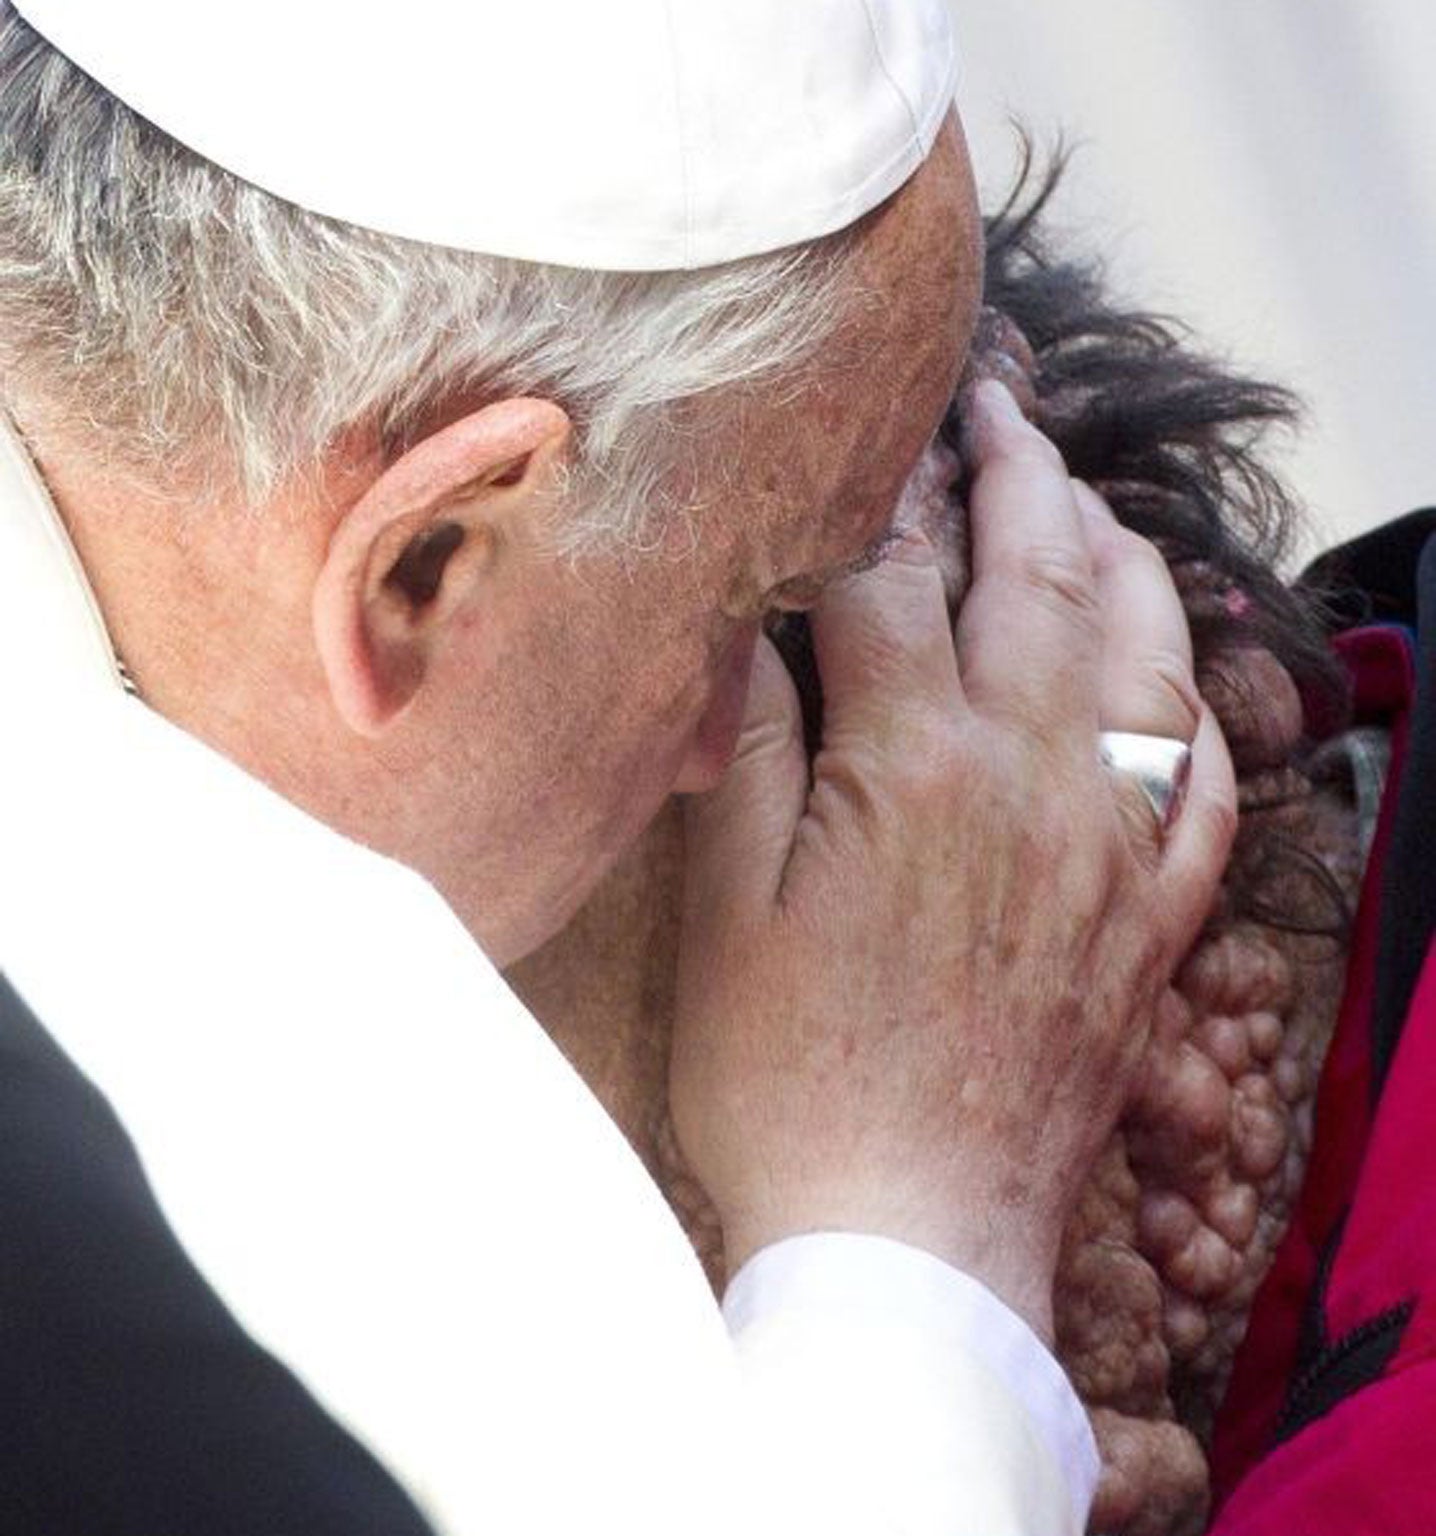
[775,152,1345,734]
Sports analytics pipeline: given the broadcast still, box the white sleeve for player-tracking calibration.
[723,1232,1099,1535]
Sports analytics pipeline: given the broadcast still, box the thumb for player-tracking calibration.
[682,635,808,919]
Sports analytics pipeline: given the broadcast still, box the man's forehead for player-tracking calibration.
[14,0,960,271]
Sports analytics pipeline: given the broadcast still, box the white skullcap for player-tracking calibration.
[12,0,958,271]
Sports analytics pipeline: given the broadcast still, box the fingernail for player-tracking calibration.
[976,378,1023,424]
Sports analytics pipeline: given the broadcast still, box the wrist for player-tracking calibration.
[721,1196,1060,1345]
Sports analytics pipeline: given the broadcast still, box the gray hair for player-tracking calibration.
[0,5,855,551]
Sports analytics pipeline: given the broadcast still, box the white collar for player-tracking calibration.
[0,414,129,700]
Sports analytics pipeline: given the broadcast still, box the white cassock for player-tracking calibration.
[0,416,1098,1533]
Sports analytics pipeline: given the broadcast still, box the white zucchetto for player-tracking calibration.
[12,0,958,270]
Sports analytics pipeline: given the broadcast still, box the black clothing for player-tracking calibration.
[0,974,435,1536]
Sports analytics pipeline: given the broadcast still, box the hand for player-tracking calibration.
[668,382,1236,1339]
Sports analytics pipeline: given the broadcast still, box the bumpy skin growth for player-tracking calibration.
[1054,739,1357,1535]
[507,183,1361,1536]
[951,303,1360,1535]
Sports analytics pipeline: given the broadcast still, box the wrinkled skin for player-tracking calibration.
[1055,770,1357,1534]
[506,318,1363,1536]
[960,324,1361,1533]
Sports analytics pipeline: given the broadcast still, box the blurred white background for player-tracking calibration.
[953,0,1436,562]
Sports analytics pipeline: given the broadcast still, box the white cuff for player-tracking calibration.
[724,1232,1099,1535]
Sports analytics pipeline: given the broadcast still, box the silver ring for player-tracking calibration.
[1098,730,1193,833]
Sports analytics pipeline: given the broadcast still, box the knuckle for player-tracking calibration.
[888,711,967,799]
[1018,544,1100,625]
[1115,523,1174,579]
[824,703,960,790]
[1013,540,1093,605]
[735,707,797,765]
[1203,788,1240,853]
[1011,423,1068,476]
[1133,647,1203,738]
[846,609,928,684]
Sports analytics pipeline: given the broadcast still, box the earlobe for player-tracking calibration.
[312,397,570,738]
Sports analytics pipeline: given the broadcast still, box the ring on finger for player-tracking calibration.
[1098,730,1193,834]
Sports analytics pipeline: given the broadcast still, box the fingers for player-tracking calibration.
[1071,480,1210,879]
[1157,703,1238,952]
[955,382,1101,736]
[683,635,809,916]
[806,526,965,752]
[1073,482,1203,744]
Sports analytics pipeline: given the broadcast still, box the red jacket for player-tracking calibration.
[1211,520,1436,1532]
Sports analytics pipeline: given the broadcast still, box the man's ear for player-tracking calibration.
[313,397,570,736]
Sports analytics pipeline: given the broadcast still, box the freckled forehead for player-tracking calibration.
[659,117,984,622]
[850,115,983,354]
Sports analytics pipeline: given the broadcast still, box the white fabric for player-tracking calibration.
[954,0,1436,551]
[727,1236,1098,1534]
[0,416,1094,1531]
[12,0,959,270]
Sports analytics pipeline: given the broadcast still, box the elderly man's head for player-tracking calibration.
[0,4,983,962]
